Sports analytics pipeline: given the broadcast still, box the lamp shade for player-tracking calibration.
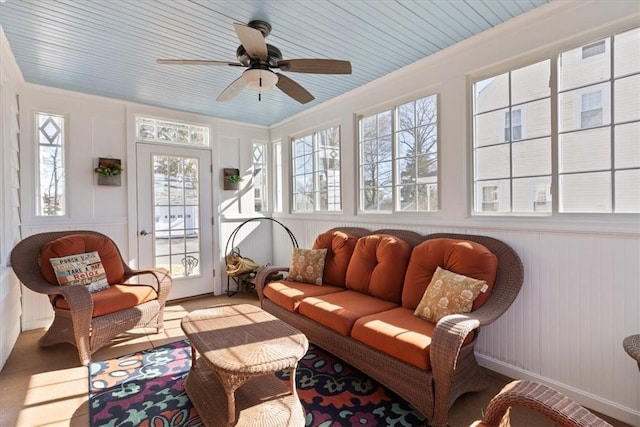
[242,69,278,91]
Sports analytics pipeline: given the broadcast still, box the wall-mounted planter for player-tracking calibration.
[96,157,123,186]
[98,174,121,186]
[223,168,242,190]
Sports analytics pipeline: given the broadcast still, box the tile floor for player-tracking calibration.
[0,293,628,427]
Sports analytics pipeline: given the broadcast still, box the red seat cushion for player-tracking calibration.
[54,284,158,317]
[298,290,398,336]
[351,307,474,369]
[262,280,345,312]
[40,234,125,285]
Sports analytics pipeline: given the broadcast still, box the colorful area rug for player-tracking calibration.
[89,340,427,426]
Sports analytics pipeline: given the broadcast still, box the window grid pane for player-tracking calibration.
[473,28,639,215]
[36,113,65,216]
[473,60,552,213]
[291,128,341,213]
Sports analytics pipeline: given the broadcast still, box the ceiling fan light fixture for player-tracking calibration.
[243,69,278,91]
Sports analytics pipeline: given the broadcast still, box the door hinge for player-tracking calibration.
[212,217,214,225]
[210,164,213,173]
[212,269,216,277]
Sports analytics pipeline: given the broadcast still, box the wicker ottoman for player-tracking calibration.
[181,304,308,426]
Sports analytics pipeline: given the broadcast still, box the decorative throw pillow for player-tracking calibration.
[49,251,110,293]
[413,266,487,323]
[287,248,328,285]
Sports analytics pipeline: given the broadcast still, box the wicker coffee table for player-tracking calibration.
[181,304,308,426]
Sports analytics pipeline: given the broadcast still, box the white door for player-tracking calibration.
[136,143,214,300]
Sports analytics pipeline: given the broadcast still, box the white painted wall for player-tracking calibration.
[267,2,640,425]
[0,26,24,370]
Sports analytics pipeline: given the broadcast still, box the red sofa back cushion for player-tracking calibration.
[402,238,498,310]
[312,230,359,287]
[345,234,412,303]
[40,234,126,286]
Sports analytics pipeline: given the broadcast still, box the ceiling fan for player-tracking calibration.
[157,20,352,104]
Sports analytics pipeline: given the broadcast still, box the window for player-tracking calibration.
[359,94,439,213]
[582,40,606,59]
[135,116,209,147]
[273,141,283,213]
[473,27,639,215]
[504,109,523,141]
[36,112,65,216]
[580,91,603,128]
[473,60,551,214]
[252,142,267,212]
[291,126,341,213]
[482,186,499,211]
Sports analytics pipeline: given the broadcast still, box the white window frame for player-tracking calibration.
[252,141,268,213]
[35,112,67,217]
[471,26,640,216]
[290,126,342,214]
[357,93,440,214]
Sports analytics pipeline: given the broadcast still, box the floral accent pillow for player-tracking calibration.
[287,248,328,285]
[49,251,110,293]
[413,266,486,323]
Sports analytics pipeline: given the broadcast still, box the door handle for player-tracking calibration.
[139,230,149,236]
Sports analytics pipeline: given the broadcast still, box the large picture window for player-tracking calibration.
[359,94,439,213]
[36,112,66,216]
[291,126,341,213]
[472,27,639,215]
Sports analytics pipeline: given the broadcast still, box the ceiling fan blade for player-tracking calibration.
[277,59,352,74]
[216,75,247,102]
[157,59,243,66]
[233,23,268,61]
[276,73,314,104]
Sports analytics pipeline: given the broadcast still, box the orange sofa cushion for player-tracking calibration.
[262,280,345,312]
[312,230,359,287]
[40,234,125,286]
[402,238,498,311]
[344,234,412,303]
[54,284,158,317]
[351,307,474,369]
[298,290,398,336]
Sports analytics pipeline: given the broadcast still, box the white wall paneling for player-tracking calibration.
[0,25,24,370]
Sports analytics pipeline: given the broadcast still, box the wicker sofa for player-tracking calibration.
[255,227,523,427]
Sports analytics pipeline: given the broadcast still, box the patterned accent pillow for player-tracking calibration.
[287,248,328,285]
[413,266,486,323]
[49,251,110,293]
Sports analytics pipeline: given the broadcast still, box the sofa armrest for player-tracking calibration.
[254,265,289,303]
[429,313,481,426]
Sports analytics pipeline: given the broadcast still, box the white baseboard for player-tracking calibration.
[476,354,640,426]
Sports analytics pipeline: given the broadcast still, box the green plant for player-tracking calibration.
[95,160,124,176]
[225,174,243,183]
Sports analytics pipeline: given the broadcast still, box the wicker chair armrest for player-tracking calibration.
[429,314,480,426]
[254,265,289,302]
[123,268,172,303]
[481,380,613,427]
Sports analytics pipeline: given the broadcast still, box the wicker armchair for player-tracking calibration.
[472,380,613,426]
[11,230,172,365]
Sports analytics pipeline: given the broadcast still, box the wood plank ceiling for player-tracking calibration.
[0,0,550,126]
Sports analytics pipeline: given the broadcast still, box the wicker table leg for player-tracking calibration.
[215,370,254,424]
